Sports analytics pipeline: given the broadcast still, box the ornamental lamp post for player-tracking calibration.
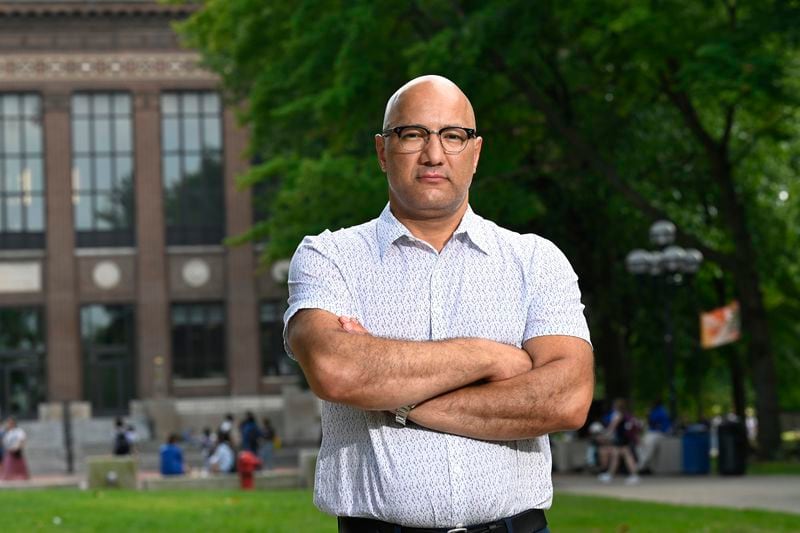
[625,220,703,422]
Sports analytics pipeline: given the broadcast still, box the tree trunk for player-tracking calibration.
[734,268,782,459]
[727,348,747,420]
[711,155,782,459]
[592,321,631,402]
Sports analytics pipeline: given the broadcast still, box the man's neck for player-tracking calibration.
[391,203,468,252]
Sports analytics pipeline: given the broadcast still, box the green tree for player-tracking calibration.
[179,0,800,458]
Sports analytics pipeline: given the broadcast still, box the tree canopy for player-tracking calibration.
[179,0,800,458]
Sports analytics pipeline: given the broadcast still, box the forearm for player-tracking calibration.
[408,352,594,440]
[288,310,531,410]
[315,331,503,409]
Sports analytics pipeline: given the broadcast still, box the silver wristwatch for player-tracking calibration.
[394,404,417,426]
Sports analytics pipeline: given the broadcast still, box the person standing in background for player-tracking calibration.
[239,411,260,453]
[1,417,30,481]
[259,417,277,470]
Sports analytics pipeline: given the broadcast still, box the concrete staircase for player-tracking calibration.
[19,417,300,475]
[19,415,151,475]
[15,391,322,476]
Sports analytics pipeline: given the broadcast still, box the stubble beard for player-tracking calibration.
[389,184,468,222]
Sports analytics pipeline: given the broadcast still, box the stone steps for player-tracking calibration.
[14,390,322,476]
[23,440,300,475]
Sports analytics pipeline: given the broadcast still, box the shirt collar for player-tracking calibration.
[376,204,412,258]
[452,205,492,255]
[376,203,492,259]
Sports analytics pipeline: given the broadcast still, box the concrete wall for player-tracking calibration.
[133,389,321,445]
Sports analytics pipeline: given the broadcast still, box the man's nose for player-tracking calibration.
[419,133,445,165]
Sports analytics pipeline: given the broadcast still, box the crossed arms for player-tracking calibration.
[286,309,594,441]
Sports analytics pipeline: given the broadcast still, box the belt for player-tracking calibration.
[338,508,547,533]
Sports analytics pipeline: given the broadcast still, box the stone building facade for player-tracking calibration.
[0,0,294,422]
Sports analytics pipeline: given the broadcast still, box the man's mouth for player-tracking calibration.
[418,172,447,182]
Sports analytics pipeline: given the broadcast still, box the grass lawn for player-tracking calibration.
[551,494,800,532]
[2,489,799,532]
[3,489,333,533]
[747,460,800,476]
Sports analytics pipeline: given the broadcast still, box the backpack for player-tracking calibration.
[621,415,642,446]
[113,432,131,455]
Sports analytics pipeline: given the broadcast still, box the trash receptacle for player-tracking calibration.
[682,426,710,474]
[718,421,748,475]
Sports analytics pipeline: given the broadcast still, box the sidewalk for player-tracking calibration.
[0,471,163,490]
[553,473,800,515]
[0,468,299,491]
[6,471,799,516]
[0,474,82,490]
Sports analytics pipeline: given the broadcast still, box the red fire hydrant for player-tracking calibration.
[237,450,262,490]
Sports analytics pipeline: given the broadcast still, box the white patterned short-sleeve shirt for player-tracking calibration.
[284,204,591,528]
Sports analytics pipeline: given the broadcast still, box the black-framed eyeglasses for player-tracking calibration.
[381,125,477,154]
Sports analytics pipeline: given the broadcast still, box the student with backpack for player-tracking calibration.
[112,417,132,456]
[597,398,641,485]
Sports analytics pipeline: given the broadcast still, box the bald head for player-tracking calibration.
[382,75,476,130]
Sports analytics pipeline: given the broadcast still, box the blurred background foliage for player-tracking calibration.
[177,0,800,458]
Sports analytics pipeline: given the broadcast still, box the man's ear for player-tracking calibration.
[472,136,483,173]
[375,134,387,172]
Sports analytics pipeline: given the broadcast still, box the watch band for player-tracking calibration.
[394,404,417,426]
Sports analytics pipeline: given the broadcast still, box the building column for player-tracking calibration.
[223,108,260,394]
[43,91,81,402]
[134,90,171,399]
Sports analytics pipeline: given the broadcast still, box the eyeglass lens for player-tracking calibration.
[395,126,469,153]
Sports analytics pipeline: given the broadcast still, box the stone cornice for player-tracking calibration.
[0,2,196,18]
[0,52,218,82]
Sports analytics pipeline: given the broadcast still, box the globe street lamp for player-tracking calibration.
[625,220,703,421]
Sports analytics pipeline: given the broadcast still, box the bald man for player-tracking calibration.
[285,75,593,533]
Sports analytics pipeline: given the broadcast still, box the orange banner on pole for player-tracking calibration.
[700,301,741,349]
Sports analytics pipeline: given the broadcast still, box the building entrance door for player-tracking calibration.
[84,347,132,415]
[0,354,44,419]
[0,308,45,420]
[81,305,135,416]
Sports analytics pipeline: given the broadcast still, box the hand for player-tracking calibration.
[338,316,370,335]
[486,342,534,382]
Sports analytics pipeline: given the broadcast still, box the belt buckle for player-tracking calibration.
[446,528,467,533]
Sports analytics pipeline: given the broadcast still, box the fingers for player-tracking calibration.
[338,316,368,334]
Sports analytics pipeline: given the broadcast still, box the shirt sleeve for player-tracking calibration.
[523,237,592,345]
[282,231,357,358]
